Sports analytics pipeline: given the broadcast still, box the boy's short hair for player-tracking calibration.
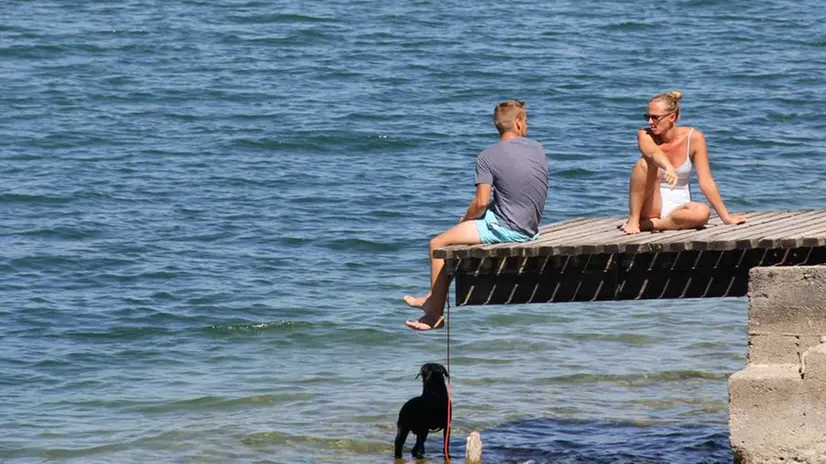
[493,100,526,135]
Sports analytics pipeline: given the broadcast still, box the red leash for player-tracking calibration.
[444,297,452,460]
[444,382,452,459]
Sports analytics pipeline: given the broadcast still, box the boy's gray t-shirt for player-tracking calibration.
[474,137,548,236]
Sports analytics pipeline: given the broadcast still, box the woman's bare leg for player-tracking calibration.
[648,202,711,231]
[623,158,661,233]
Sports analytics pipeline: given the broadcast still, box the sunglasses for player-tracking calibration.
[644,112,674,123]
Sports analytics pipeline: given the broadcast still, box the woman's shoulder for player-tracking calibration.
[685,127,707,149]
[684,127,708,160]
[683,126,705,139]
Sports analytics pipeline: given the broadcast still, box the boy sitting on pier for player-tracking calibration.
[404,100,549,331]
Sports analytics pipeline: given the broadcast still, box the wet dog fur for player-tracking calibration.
[394,362,451,459]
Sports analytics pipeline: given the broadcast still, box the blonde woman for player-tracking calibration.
[621,90,746,234]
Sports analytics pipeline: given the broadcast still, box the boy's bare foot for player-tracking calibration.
[403,294,430,309]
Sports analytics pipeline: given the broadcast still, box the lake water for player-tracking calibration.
[2,1,826,462]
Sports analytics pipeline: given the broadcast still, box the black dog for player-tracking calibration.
[394,363,451,459]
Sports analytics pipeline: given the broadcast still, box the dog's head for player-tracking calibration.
[415,362,449,386]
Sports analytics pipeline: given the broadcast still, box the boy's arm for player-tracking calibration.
[463,150,494,223]
[460,183,491,222]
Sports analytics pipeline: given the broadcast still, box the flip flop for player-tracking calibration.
[404,315,445,331]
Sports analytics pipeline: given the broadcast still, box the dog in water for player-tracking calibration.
[394,362,451,459]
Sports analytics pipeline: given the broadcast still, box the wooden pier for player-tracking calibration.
[436,209,826,306]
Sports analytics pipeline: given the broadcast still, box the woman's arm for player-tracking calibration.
[622,130,676,234]
[637,129,678,188]
[692,129,746,225]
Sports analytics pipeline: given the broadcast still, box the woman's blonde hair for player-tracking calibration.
[650,90,683,117]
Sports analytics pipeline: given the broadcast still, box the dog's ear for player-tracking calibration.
[438,364,449,378]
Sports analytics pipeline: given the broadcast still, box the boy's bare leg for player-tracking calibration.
[405,268,451,330]
[405,221,481,331]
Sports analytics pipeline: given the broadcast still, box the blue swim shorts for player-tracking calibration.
[474,209,537,244]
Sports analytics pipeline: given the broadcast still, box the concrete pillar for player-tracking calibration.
[729,266,826,463]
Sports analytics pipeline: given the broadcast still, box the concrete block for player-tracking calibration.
[749,267,826,307]
[729,365,806,463]
[729,364,802,412]
[748,305,826,334]
[747,333,800,364]
[798,335,824,356]
[729,362,826,463]
[733,441,826,464]
[748,267,826,334]
[747,334,823,365]
[801,343,826,383]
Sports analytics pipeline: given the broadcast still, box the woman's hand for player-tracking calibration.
[722,214,747,225]
[661,165,678,189]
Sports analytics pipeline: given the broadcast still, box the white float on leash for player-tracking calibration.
[465,431,482,463]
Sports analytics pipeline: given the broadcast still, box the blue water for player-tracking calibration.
[2,1,826,462]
